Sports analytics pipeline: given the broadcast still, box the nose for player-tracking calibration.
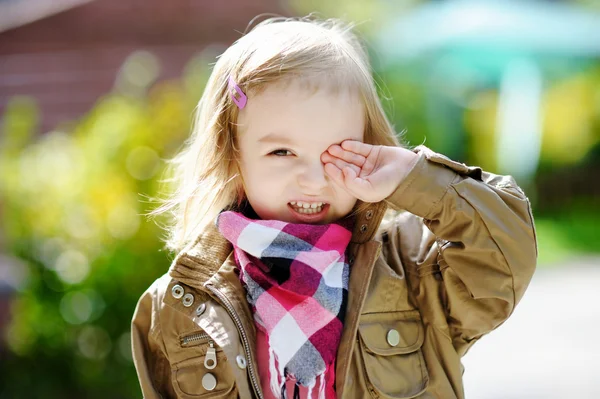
[297,159,329,193]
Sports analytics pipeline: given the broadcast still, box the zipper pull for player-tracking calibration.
[204,340,217,370]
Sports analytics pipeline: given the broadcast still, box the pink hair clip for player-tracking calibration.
[228,76,247,109]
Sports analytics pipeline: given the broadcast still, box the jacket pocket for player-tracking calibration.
[358,310,430,398]
[171,334,236,398]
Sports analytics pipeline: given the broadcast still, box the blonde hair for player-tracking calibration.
[149,15,408,254]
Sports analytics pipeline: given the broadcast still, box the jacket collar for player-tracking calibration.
[168,200,389,290]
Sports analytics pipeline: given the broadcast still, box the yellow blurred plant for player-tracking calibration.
[0,50,212,398]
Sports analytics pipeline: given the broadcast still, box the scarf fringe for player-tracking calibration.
[305,374,326,399]
[271,372,327,399]
[306,377,315,399]
[317,373,326,399]
[268,345,285,398]
[294,383,300,399]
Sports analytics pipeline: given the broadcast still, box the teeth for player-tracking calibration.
[294,207,322,214]
[290,201,324,208]
[289,201,326,214]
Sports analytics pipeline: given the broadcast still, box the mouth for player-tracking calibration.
[287,202,330,223]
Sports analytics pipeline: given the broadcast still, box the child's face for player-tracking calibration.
[236,80,364,224]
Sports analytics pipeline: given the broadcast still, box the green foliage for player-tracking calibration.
[0,51,211,397]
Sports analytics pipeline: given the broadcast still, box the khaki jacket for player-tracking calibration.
[131,145,537,399]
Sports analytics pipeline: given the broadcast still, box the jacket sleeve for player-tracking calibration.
[384,145,538,356]
[131,278,178,399]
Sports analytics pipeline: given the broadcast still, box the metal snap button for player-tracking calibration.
[365,210,373,220]
[360,224,368,233]
[182,293,194,307]
[202,373,217,391]
[196,302,206,316]
[171,284,184,299]
[348,255,355,265]
[387,329,400,347]
[236,355,247,369]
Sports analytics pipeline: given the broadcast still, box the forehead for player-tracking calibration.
[236,80,364,146]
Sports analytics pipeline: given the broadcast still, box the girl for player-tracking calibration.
[131,16,537,399]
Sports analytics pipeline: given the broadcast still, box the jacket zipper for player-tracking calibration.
[206,283,263,399]
[180,332,210,346]
[180,334,219,369]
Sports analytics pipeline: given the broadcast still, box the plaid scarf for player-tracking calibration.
[216,210,355,399]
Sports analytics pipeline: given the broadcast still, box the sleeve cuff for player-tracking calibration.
[384,148,459,220]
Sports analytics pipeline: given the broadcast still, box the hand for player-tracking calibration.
[321,140,419,203]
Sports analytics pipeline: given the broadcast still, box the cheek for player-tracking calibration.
[241,162,288,192]
[251,162,290,180]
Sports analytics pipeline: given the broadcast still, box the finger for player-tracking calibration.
[342,166,373,192]
[321,151,360,173]
[340,140,373,158]
[327,144,366,167]
[322,152,360,175]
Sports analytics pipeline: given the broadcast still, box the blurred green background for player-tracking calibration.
[1,0,599,398]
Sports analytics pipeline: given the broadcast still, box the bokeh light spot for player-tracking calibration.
[77,325,112,360]
[107,203,140,240]
[55,249,90,284]
[126,146,160,180]
[60,291,93,325]
[118,331,133,363]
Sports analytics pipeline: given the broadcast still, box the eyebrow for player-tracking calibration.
[257,133,295,146]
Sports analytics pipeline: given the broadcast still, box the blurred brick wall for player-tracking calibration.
[0,0,290,133]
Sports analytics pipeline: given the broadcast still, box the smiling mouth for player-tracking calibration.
[287,203,329,222]
[289,202,326,214]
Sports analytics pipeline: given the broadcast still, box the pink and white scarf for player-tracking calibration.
[216,210,355,398]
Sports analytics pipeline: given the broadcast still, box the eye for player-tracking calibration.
[269,149,293,157]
